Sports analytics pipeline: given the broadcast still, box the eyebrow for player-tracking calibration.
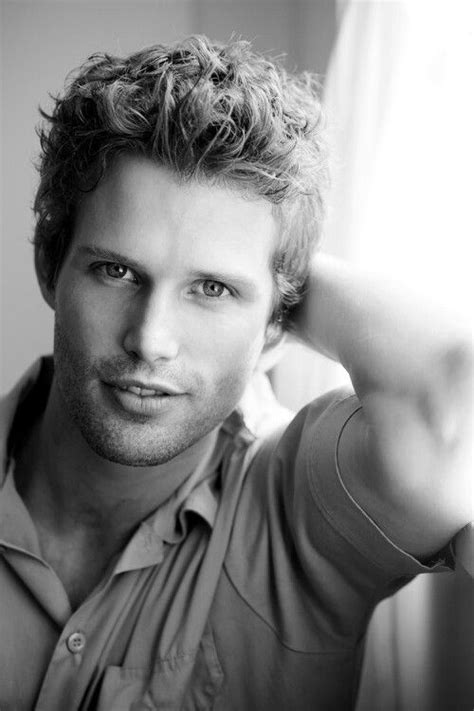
[76,245,261,295]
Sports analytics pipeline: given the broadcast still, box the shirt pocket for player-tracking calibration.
[94,627,224,711]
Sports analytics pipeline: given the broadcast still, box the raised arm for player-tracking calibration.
[293,254,472,560]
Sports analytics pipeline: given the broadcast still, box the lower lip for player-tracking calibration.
[106,385,182,417]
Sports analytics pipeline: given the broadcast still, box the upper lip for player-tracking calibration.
[106,379,184,395]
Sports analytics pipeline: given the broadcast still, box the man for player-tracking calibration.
[0,35,471,710]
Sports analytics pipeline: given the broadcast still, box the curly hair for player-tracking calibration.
[33,35,328,325]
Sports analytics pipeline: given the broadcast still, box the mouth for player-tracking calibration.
[103,379,185,416]
[107,379,184,397]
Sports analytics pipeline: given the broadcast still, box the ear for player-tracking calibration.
[255,322,288,373]
[34,247,56,310]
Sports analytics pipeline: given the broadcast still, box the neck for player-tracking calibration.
[16,377,219,544]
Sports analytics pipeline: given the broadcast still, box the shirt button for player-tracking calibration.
[66,631,86,654]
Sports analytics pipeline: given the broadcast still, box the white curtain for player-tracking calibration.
[273,1,473,708]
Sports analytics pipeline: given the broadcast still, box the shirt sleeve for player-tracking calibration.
[224,387,454,654]
[292,387,454,579]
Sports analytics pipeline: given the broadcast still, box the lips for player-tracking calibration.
[103,378,185,416]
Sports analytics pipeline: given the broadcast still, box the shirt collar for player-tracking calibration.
[235,369,294,439]
[113,458,223,573]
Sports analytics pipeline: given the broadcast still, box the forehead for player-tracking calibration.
[73,154,278,277]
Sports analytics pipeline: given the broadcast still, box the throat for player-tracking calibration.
[38,524,122,611]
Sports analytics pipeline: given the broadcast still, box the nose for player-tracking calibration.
[122,288,180,365]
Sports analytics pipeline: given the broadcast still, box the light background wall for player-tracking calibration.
[0,0,336,390]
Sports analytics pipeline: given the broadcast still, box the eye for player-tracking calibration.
[97,262,137,283]
[199,280,230,298]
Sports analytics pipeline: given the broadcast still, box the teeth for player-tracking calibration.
[127,386,143,395]
[119,385,165,396]
[138,387,161,396]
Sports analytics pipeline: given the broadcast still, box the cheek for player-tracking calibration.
[203,335,265,415]
[189,305,269,376]
[205,329,266,384]
[56,281,119,353]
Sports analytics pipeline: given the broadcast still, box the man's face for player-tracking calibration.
[50,154,277,466]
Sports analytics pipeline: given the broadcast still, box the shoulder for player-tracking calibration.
[1,359,47,475]
[227,382,453,580]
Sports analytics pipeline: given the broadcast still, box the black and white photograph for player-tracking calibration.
[0,1,472,709]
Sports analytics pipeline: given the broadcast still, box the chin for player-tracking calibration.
[82,427,194,467]
[92,447,179,467]
[73,408,210,467]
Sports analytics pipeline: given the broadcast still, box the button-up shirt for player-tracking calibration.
[0,358,452,710]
